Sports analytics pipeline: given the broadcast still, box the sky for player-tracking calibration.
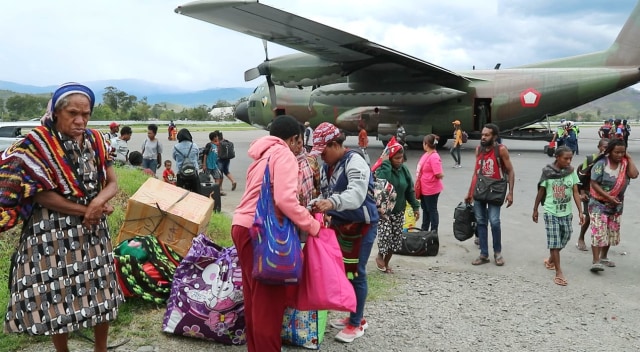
[1,0,638,92]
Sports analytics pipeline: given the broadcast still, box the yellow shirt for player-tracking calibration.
[453,129,462,146]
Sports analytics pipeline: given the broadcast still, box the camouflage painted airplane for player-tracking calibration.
[176,1,640,148]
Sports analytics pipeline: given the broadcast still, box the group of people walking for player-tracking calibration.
[1,84,636,352]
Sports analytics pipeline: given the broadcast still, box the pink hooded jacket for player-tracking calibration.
[232,136,320,236]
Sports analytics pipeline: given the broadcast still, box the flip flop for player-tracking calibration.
[543,258,556,270]
[472,256,490,265]
[385,267,395,274]
[232,182,237,191]
[600,258,616,267]
[494,254,505,266]
[375,257,387,272]
[553,276,568,286]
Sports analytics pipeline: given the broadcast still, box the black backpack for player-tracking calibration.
[176,144,198,180]
[218,140,235,160]
[577,154,602,191]
[453,202,476,241]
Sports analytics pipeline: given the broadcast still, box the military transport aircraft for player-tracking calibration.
[175,0,640,148]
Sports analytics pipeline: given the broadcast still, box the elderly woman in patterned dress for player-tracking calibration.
[0,83,123,352]
[374,140,420,273]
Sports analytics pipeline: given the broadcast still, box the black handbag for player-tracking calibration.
[394,228,439,257]
[473,146,508,206]
[453,202,476,241]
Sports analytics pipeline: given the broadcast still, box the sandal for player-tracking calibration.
[472,256,490,265]
[494,254,505,266]
[543,258,555,270]
[590,263,605,272]
[385,267,395,274]
[375,256,387,272]
[600,258,616,267]
[553,276,568,286]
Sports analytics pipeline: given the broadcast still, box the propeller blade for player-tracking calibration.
[262,39,269,60]
[244,67,261,82]
[266,75,277,108]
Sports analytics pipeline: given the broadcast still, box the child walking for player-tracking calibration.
[532,146,584,286]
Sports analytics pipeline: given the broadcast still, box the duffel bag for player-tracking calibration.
[393,227,439,257]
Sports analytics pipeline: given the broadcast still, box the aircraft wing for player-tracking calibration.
[175,0,470,87]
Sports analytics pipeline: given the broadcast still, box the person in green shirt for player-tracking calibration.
[532,146,584,286]
[374,141,420,273]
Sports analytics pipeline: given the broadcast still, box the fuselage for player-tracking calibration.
[237,66,640,141]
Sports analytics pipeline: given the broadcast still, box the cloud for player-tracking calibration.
[0,0,636,91]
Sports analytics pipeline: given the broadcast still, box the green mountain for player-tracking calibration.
[563,87,640,122]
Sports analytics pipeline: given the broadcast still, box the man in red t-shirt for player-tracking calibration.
[465,123,515,267]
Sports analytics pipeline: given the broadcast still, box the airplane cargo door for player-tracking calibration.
[473,99,492,131]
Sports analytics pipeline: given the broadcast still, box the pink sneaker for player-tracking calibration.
[334,324,365,343]
[329,317,368,330]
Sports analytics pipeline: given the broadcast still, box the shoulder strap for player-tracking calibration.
[176,143,193,158]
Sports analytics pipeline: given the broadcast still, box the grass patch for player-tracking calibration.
[0,166,393,350]
[367,269,401,301]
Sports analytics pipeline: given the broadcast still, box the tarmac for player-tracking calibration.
[20,126,640,351]
[127,126,640,288]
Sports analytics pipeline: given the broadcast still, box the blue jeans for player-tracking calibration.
[450,144,461,165]
[349,222,377,327]
[420,193,440,232]
[473,200,502,257]
[142,158,158,172]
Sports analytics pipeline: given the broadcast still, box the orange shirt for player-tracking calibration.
[358,129,368,148]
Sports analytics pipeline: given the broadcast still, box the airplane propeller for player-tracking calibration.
[244,39,278,109]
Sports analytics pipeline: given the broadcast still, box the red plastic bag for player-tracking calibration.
[290,214,356,312]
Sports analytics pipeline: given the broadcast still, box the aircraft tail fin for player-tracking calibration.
[604,1,640,66]
[519,2,640,69]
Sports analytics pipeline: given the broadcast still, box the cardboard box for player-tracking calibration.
[118,178,214,257]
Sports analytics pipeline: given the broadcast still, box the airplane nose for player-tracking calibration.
[234,101,250,124]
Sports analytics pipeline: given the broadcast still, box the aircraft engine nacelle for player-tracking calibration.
[334,106,386,133]
[310,83,466,106]
[267,54,345,88]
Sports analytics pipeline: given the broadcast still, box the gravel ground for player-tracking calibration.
[18,250,640,352]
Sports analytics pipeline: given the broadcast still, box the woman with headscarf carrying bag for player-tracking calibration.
[232,115,321,352]
[587,138,638,272]
[1,83,124,352]
[373,139,420,273]
[309,122,379,344]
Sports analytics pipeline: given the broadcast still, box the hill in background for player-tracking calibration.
[0,80,253,107]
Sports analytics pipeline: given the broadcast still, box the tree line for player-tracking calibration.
[0,87,239,122]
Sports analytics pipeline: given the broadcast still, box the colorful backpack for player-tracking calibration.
[250,158,303,285]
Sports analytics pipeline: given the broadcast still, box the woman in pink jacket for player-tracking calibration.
[232,115,321,352]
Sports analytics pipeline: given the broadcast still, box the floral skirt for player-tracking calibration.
[376,212,404,255]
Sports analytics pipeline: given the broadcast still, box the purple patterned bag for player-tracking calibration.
[162,234,246,345]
